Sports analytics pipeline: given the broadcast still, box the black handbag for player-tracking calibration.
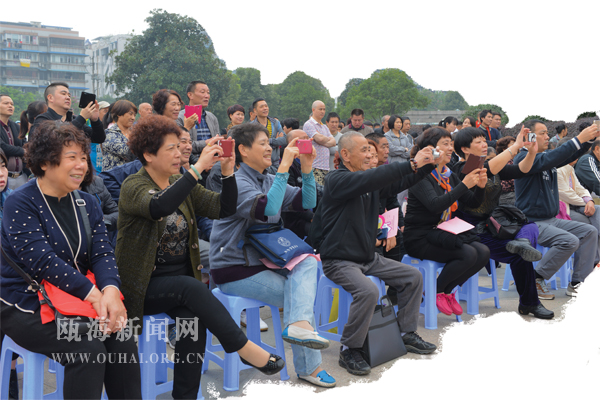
[484,204,529,240]
[361,295,407,367]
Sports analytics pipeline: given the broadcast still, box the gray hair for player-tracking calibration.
[339,132,363,152]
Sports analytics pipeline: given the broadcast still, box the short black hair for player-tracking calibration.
[480,109,493,121]
[591,139,600,154]
[185,80,207,100]
[412,127,452,157]
[365,132,386,144]
[326,112,340,123]
[252,98,266,111]
[453,127,487,158]
[388,115,403,130]
[44,82,69,104]
[524,119,545,132]
[439,116,457,129]
[231,122,269,166]
[350,109,364,117]
[282,118,299,130]
[491,112,502,118]
[555,123,567,135]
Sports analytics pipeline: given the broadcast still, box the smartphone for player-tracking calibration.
[218,139,233,157]
[593,120,600,130]
[462,154,486,175]
[78,92,96,109]
[297,139,313,154]
[184,105,202,120]
[527,132,537,142]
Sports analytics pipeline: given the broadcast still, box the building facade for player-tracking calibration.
[0,21,88,98]
[85,34,132,98]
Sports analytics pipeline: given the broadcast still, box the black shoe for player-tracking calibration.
[240,353,285,376]
[339,347,371,375]
[402,332,437,354]
[506,239,542,262]
[8,368,18,400]
[518,303,554,320]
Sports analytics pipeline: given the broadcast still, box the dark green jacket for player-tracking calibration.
[116,167,221,328]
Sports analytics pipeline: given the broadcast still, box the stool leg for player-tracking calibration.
[0,346,13,399]
[423,264,437,330]
[490,262,501,309]
[465,274,479,315]
[502,264,513,291]
[22,353,45,400]
[267,305,289,381]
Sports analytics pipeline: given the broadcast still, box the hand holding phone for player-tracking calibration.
[462,154,486,175]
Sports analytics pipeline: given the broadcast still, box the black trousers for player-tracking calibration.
[0,302,141,400]
[143,275,248,399]
[407,240,490,294]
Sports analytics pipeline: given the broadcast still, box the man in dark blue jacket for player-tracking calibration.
[514,120,599,299]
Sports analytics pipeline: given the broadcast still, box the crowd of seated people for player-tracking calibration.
[1,82,599,398]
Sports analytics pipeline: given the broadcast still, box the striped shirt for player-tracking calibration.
[303,117,332,171]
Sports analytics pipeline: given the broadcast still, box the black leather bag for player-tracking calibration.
[484,204,529,240]
[361,295,407,367]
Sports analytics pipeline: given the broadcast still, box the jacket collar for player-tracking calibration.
[238,162,268,182]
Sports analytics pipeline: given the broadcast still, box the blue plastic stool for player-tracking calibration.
[401,255,462,330]
[139,313,203,400]
[202,289,289,392]
[0,335,63,400]
[457,259,501,314]
[314,271,387,342]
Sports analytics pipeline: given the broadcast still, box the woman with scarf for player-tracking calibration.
[404,127,489,316]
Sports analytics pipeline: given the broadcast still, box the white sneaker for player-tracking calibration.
[240,310,268,331]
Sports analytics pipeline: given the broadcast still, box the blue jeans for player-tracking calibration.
[217,257,321,376]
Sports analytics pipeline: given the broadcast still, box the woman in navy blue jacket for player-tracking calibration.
[0,121,141,399]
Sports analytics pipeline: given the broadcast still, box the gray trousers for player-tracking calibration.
[569,205,600,264]
[322,253,422,348]
[535,217,598,283]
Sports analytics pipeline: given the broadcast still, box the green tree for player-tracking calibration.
[577,111,598,120]
[337,78,363,111]
[340,69,429,122]
[234,68,265,112]
[0,86,42,121]
[107,9,237,126]
[522,115,549,123]
[276,71,335,123]
[441,91,468,110]
[462,103,509,126]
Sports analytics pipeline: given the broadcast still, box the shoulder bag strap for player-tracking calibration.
[72,190,92,257]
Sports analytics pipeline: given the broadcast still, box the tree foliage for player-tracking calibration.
[462,103,509,126]
[577,111,598,120]
[337,78,363,109]
[107,9,236,126]
[0,86,43,121]
[275,71,334,122]
[522,115,549,123]
[339,69,429,121]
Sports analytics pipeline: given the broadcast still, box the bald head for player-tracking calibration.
[138,102,153,119]
[339,132,364,152]
[339,132,370,172]
[286,129,309,143]
[311,100,326,123]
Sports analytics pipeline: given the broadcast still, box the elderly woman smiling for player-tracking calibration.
[0,121,141,399]
[116,115,284,399]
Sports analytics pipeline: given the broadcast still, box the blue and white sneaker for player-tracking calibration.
[282,325,329,349]
[298,371,336,388]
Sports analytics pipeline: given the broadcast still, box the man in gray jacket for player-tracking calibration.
[177,80,220,154]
